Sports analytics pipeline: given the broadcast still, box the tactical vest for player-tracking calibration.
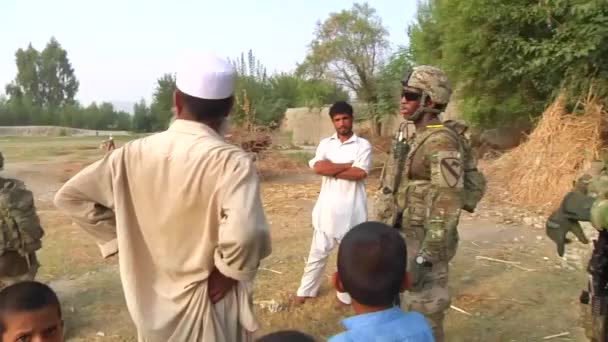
[0,178,44,259]
[396,126,447,228]
[396,123,486,222]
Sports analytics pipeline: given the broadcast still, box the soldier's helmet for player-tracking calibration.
[402,65,452,105]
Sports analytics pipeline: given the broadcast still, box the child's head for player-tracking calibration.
[256,330,316,341]
[334,221,408,309]
[0,281,64,342]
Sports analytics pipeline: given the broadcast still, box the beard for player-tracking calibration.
[218,116,231,138]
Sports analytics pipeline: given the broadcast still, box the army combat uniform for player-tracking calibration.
[376,123,464,341]
[0,176,44,290]
[374,65,486,342]
[547,159,608,341]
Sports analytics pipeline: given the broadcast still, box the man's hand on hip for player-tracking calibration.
[208,267,237,304]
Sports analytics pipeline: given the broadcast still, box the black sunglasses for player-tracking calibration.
[401,90,422,101]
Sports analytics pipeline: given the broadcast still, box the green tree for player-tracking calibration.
[150,73,176,130]
[98,102,117,129]
[83,102,100,129]
[38,37,79,109]
[303,80,348,107]
[375,47,412,118]
[115,111,132,131]
[230,50,349,127]
[231,50,273,126]
[59,103,84,128]
[5,37,78,111]
[409,0,608,128]
[132,99,152,132]
[298,2,389,133]
[5,44,41,105]
[1,38,137,131]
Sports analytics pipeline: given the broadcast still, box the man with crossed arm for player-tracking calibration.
[293,101,372,307]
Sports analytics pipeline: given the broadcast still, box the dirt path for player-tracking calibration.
[9,160,591,341]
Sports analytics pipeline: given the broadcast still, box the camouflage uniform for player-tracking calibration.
[0,162,44,290]
[375,66,463,341]
[547,159,608,341]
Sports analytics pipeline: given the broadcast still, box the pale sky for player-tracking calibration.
[0,0,417,106]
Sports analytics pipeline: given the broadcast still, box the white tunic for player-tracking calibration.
[308,133,372,239]
[54,119,271,342]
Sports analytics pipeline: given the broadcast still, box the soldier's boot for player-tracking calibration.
[426,311,446,342]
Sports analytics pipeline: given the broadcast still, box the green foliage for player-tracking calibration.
[132,99,155,133]
[5,37,78,109]
[1,37,129,132]
[231,50,348,127]
[297,78,349,108]
[150,73,176,130]
[374,47,412,121]
[299,3,389,101]
[409,0,608,128]
[297,2,393,134]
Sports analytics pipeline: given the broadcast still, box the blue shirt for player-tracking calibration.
[328,308,435,342]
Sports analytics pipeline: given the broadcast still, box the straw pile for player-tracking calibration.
[484,92,607,213]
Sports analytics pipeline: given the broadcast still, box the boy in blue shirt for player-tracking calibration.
[329,221,435,342]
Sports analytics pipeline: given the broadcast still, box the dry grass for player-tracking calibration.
[484,92,607,213]
[256,151,310,180]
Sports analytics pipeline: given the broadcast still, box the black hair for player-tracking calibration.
[329,101,353,118]
[177,88,234,123]
[256,330,316,342]
[0,281,61,333]
[337,221,407,307]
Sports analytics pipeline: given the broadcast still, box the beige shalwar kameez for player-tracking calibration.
[54,119,271,342]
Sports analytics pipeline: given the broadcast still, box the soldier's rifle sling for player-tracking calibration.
[391,122,410,193]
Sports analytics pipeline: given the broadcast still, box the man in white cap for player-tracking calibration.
[54,53,271,341]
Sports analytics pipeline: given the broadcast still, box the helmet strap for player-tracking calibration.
[408,92,442,122]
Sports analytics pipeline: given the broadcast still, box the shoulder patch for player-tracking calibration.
[437,151,463,188]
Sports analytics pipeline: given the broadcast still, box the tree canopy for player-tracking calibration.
[408,0,608,128]
[0,37,130,130]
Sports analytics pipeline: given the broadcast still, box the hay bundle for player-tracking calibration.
[485,92,606,213]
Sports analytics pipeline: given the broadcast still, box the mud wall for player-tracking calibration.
[281,107,402,146]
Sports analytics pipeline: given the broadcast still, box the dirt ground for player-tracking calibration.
[0,135,592,341]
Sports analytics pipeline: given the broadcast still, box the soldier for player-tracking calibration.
[546,158,608,341]
[0,156,44,290]
[375,66,484,341]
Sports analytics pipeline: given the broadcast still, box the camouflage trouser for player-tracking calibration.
[399,225,457,342]
[0,252,39,291]
[0,265,37,291]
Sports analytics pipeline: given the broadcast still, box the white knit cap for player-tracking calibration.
[175,52,236,100]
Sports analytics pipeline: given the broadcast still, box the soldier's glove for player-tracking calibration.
[409,255,433,292]
[546,191,593,257]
